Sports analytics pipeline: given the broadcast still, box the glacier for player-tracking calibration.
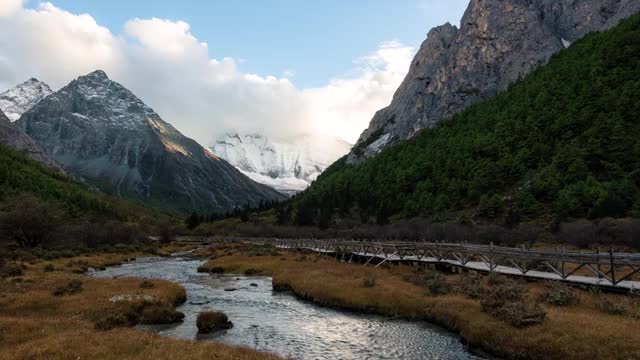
[211,133,352,196]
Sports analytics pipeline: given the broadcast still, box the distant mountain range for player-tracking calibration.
[211,133,351,195]
[348,0,640,163]
[1,71,283,213]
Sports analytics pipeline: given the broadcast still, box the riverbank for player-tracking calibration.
[198,242,640,360]
[0,244,280,360]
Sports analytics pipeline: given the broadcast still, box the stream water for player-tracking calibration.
[92,254,484,360]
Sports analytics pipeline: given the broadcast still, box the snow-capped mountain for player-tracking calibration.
[0,78,54,121]
[17,70,284,212]
[211,133,352,195]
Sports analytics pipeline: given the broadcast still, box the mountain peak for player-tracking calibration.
[85,70,109,80]
[0,78,54,121]
[212,132,352,195]
[16,75,284,212]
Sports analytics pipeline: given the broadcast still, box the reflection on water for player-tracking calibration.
[92,255,484,360]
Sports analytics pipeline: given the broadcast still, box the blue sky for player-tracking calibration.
[24,0,469,88]
[1,0,469,149]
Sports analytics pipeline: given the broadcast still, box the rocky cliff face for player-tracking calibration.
[0,108,63,172]
[211,133,351,195]
[349,0,640,163]
[0,78,54,122]
[17,70,284,212]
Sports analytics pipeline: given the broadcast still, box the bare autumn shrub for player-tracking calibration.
[480,276,545,327]
[52,279,83,296]
[362,273,376,288]
[427,273,451,296]
[540,281,579,306]
[457,272,483,299]
[593,294,628,316]
[499,302,547,328]
[197,311,233,333]
[0,195,61,248]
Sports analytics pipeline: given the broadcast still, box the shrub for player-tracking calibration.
[0,195,61,248]
[43,264,55,272]
[139,280,155,289]
[402,268,433,286]
[457,273,483,299]
[0,263,23,278]
[594,295,628,316]
[196,311,233,334]
[198,265,224,274]
[480,277,528,312]
[139,304,185,324]
[479,276,545,327]
[540,281,579,306]
[427,273,451,296]
[498,302,546,328]
[95,313,130,331]
[52,279,83,296]
[362,273,376,288]
[486,273,509,287]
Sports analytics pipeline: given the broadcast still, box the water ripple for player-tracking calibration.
[92,256,485,360]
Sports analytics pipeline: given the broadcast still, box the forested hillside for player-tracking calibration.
[0,143,175,248]
[285,14,640,227]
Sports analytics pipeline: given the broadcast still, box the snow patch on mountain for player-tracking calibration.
[211,133,352,195]
[0,78,54,121]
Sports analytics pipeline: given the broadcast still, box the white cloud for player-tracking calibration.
[0,0,25,17]
[0,2,414,151]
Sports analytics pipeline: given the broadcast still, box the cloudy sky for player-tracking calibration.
[0,0,468,148]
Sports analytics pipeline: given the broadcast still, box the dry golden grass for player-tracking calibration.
[0,316,279,360]
[0,245,281,360]
[199,243,640,360]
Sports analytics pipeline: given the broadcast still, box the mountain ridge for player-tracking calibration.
[0,108,63,172]
[348,0,640,163]
[17,70,284,213]
[287,12,640,226]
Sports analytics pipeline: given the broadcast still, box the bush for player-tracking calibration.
[95,313,130,331]
[196,311,233,334]
[540,282,579,306]
[139,280,155,289]
[139,304,185,324]
[427,273,451,296]
[594,295,628,316]
[457,273,483,299]
[0,195,61,248]
[362,273,376,288]
[52,279,83,296]
[0,263,23,278]
[197,265,224,274]
[480,277,528,312]
[402,268,433,286]
[480,276,545,327]
[499,302,547,328]
[43,264,55,272]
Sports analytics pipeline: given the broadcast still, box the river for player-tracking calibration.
[91,253,485,360]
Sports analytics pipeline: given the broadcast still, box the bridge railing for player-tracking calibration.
[242,237,640,286]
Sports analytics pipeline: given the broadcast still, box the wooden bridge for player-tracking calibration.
[243,238,640,291]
